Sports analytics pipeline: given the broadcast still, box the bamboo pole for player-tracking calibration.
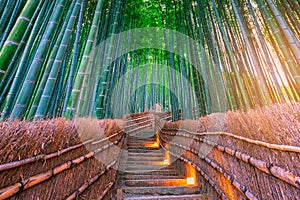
[0,0,40,82]
[65,161,116,200]
[157,131,257,200]
[167,148,229,200]
[160,129,300,189]
[10,0,68,120]
[0,134,124,199]
[159,127,300,153]
[0,130,123,171]
[0,139,92,172]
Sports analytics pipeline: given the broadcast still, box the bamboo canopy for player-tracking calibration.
[0,0,299,121]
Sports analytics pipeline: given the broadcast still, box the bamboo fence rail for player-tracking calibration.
[157,131,258,200]
[125,115,151,123]
[160,130,300,188]
[65,160,117,200]
[159,115,172,121]
[126,124,152,136]
[161,128,300,153]
[125,122,152,134]
[0,139,93,172]
[99,182,115,199]
[124,120,151,128]
[164,148,229,200]
[0,133,124,199]
[0,130,123,172]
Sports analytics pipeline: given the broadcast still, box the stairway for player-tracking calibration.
[116,131,205,199]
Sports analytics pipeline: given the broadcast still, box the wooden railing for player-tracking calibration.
[154,117,300,200]
[0,128,124,199]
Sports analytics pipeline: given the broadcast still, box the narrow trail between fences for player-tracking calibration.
[115,130,205,200]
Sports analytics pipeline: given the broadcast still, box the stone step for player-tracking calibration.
[127,157,165,162]
[127,142,159,147]
[127,153,165,157]
[127,146,160,150]
[128,149,162,153]
[128,134,155,138]
[123,194,209,200]
[127,139,156,143]
[128,135,155,139]
[121,186,201,195]
[126,161,166,165]
[124,169,179,176]
[125,178,187,187]
[127,143,150,146]
[134,132,154,135]
[125,165,174,171]
[124,174,186,180]
[128,151,165,157]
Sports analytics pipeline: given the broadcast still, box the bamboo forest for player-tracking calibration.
[0,0,300,199]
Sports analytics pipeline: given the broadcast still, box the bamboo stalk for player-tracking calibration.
[0,0,39,82]
[0,0,53,119]
[0,0,23,48]
[34,0,81,120]
[26,0,78,119]
[62,0,85,116]
[65,0,105,119]
[10,0,68,120]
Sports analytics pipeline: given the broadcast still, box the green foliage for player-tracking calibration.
[0,0,299,121]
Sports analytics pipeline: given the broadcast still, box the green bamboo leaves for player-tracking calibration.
[0,0,299,121]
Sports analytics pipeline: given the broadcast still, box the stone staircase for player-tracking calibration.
[116,131,206,199]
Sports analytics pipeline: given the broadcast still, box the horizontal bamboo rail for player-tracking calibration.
[99,182,114,199]
[126,123,152,134]
[161,127,300,153]
[0,131,123,172]
[160,115,172,121]
[91,131,122,145]
[153,111,172,116]
[161,130,300,189]
[166,148,229,200]
[0,134,124,199]
[124,120,151,128]
[65,160,117,200]
[125,115,151,122]
[66,130,124,200]
[0,139,93,172]
[155,130,228,199]
[157,130,258,200]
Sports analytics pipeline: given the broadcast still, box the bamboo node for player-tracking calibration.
[266,162,274,175]
[18,16,31,22]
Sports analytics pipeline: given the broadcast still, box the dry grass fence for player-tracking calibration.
[157,103,300,199]
[0,118,125,200]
